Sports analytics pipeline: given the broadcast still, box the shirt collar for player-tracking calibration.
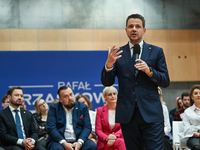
[9,105,20,112]
[128,40,144,49]
[193,104,200,111]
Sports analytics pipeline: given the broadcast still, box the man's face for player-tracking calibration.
[59,88,76,109]
[2,98,9,109]
[8,89,23,108]
[182,96,190,108]
[125,18,146,45]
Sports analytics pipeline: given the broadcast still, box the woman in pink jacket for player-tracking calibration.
[95,86,126,150]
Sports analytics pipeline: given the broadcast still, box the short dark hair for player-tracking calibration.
[7,86,23,96]
[126,14,145,28]
[57,86,72,97]
[181,91,190,100]
[2,95,7,103]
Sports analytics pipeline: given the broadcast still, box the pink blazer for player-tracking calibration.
[95,105,123,150]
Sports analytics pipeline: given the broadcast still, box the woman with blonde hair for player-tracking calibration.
[33,99,49,148]
[95,86,126,150]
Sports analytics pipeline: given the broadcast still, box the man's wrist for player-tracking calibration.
[146,67,153,76]
[77,139,84,146]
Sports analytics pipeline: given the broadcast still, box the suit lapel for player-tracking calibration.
[122,43,135,77]
[141,41,151,62]
[20,108,27,136]
[103,105,112,131]
[72,103,79,133]
[5,107,18,134]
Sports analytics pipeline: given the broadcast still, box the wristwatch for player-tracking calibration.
[147,67,153,76]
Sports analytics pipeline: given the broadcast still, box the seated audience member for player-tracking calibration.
[174,92,190,121]
[46,86,97,150]
[0,86,45,150]
[76,95,97,144]
[169,97,180,118]
[95,86,126,150]
[33,99,49,148]
[179,85,200,150]
[158,87,173,150]
[1,95,9,109]
[50,99,59,105]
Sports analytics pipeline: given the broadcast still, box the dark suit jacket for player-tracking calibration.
[46,101,91,146]
[101,41,170,124]
[0,107,38,146]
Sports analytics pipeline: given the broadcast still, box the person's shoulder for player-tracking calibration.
[120,42,129,49]
[76,101,88,109]
[96,105,107,112]
[21,109,32,115]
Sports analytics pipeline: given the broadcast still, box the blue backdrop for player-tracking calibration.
[0,51,118,111]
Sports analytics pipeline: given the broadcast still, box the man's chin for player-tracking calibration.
[64,102,76,109]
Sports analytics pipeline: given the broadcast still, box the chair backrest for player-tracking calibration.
[173,121,183,149]
[173,121,189,150]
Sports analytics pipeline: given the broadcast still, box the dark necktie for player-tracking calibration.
[132,47,136,75]
[14,109,24,139]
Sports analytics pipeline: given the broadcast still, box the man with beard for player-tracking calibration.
[46,86,97,150]
[174,92,190,121]
[0,86,46,150]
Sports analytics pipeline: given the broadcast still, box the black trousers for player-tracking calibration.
[187,137,200,150]
[164,135,173,150]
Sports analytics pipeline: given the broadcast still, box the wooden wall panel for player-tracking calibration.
[0,29,9,50]
[196,30,200,79]
[0,29,199,81]
[66,29,93,50]
[9,29,38,51]
[172,55,198,81]
[170,30,197,55]
[38,29,65,50]
[93,29,120,50]
[119,29,129,46]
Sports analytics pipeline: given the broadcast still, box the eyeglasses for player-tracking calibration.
[39,102,47,107]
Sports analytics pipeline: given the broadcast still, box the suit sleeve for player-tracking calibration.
[101,65,116,87]
[95,108,109,141]
[0,112,18,145]
[76,106,91,142]
[148,48,170,88]
[46,105,65,141]
[29,112,39,141]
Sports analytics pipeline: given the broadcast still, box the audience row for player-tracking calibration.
[0,84,200,150]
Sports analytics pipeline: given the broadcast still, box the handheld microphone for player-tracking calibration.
[133,44,140,76]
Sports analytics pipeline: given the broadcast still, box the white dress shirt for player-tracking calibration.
[179,104,200,141]
[89,110,96,132]
[59,106,84,145]
[9,105,26,145]
[162,104,171,135]
[109,110,116,129]
[63,107,76,141]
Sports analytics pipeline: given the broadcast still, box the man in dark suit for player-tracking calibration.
[101,14,170,150]
[0,86,45,150]
[46,86,97,150]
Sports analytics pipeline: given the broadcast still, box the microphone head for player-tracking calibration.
[133,44,140,55]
